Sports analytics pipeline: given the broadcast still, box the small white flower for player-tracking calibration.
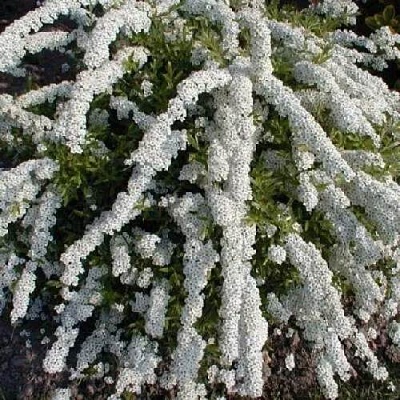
[141,79,153,97]
[387,381,396,392]
[285,353,295,371]
[51,388,71,400]
[268,244,287,265]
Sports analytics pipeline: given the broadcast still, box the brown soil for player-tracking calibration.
[0,317,66,399]
[0,315,120,399]
[262,325,319,400]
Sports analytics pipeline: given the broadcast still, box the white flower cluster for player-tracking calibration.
[71,324,109,378]
[81,1,152,69]
[293,60,380,147]
[347,171,400,243]
[109,95,156,130]
[51,388,72,400]
[25,31,77,57]
[182,0,240,58]
[383,273,400,320]
[238,8,273,82]
[110,233,137,285]
[0,0,89,76]
[136,267,154,288]
[133,228,161,258]
[179,160,207,184]
[368,27,400,70]
[160,192,219,399]
[267,244,287,265]
[145,279,170,338]
[2,0,400,399]
[325,54,400,123]
[125,67,232,169]
[141,79,153,97]
[18,81,73,109]
[285,353,295,371]
[70,306,124,380]
[259,74,355,182]
[43,325,80,374]
[0,158,59,237]
[10,261,38,324]
[111,334,160,399]
[131,291,150,314]
[297,171,320,212]
[22,185,62,261]
[329,26,400,71]
[236,273,268,397]
[279,234,356,398]
[312,0,359,25]
[328,29,377,54]
[354,331,388,381]
[292,146,315,171]
[44,266,106,373]
[53,46,149,153]
[0,253,26,315]
[389,321,400,347]
[0,93,54,149]
[202,56,267,397]
[60,66,230,288]
[314,177,385,321]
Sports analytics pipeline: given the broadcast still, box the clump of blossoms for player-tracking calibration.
[1,0,400,399]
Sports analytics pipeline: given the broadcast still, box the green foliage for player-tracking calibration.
[365,3,399,32]
[264,0,350,36]
[246,144,300,305]
[114,11,200,114]
[121,392,136,400]
[46,142,105,207]
[0,127,37,169]
[312,42,334,64]
[376,117,400,182]
[189,16,229,67]
[157,245,186,354]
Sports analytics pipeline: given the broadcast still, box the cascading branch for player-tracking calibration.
[0,0,400,399]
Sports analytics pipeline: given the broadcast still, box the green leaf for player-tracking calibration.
[383,5,396,24]
[366,16,378,31]
[375,14,385,27]
[46,280,63,288]
[9,202,20,217]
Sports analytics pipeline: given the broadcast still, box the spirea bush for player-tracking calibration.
[1,0,400,398]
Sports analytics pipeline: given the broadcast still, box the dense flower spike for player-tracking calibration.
[0,158,59,236]
[160,192,219,398]
[0,0,89,76]
[81,1,152,69]
[52,46,150,153]
[313,0,359,25]
[1,0,400,399]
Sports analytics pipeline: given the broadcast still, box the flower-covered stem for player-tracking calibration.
[60,67,231,288]
[160,192,219,399]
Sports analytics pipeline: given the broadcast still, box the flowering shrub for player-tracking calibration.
[1,0,400,399]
